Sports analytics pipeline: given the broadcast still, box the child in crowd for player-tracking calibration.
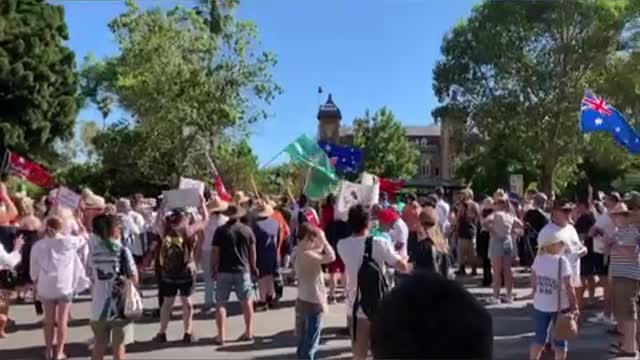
[530,228,579,360]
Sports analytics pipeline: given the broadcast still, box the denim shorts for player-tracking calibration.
[216,272,253,304]
[532,309,568,350]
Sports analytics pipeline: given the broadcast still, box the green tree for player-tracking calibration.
[433,0,640,194]
[0,0,78,159]
[352,107,419,179]
[79,0,280,186]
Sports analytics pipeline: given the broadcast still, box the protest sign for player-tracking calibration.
[56,186,81,210]
[334,180,380,221]
[163,188,201,209]
[179,177,205,196]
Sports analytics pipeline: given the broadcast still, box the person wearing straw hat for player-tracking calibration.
[251,200,280,311]
[530,223,578,360]
[198,197,228,314]
[212,204,258,345]
[605,201,640,357]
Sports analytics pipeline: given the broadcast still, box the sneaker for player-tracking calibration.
[152,333,167,343]
[183,333,198,343]
[500,295,515,304]
[486,297,501,305]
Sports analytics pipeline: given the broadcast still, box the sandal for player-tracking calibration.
[212,336,224,346]
[236,334,254,342]
[608,347,637,357]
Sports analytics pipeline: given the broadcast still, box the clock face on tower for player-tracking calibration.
[319,120,339,142]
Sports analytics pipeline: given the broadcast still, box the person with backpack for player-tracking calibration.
[88,214,138,360]
[410,207,451,276]
[152,199,208,344]
[337,204,409,360]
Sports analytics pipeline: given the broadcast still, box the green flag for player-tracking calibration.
[284,135,336,180]
[284,134,337,200]
[304,167,337,200]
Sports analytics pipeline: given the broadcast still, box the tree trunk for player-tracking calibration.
[540,160,556,196]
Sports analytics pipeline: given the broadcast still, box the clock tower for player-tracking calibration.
[317,94,342,142]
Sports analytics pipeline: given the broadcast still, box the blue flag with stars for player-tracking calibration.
[580,91,640,154]
[317,141,363,173]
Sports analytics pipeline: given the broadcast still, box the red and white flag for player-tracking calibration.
[214,176,232,202]
[3,150,55,188]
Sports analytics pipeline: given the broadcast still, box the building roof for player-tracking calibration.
[317,94,342,120]
[339,124,441,137]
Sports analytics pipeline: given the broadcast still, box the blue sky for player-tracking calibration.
[53,0,477,163]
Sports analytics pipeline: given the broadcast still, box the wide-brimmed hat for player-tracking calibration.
[538,229,569,248]
[207,197,229,213]
[233,191,250,205]
[624,191,640,211]
[116,198,132,213]
[252,200,274,218]
[610,203,630,215]
[493,189,508,203]
[82,188,106,209]
[552,199,575,212]
[223,204,247,219]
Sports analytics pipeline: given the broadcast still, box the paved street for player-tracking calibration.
[0,271,626,359]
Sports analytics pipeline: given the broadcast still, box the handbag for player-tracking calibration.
[552,257,578,340]
[119,247,143,320]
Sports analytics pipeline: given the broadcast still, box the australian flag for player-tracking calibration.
[317,141,363,173]
[580,91,640,154]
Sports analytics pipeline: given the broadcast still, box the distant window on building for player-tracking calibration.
[434,167,440,177]
[420,138,428,147]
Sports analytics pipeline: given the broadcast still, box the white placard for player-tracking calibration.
[179,177,205,196]
[334,180,380,221]
[509,174,524,196]
[162,188,201,209]
[56,186,81,210]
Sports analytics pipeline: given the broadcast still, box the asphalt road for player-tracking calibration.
[0,271,629,359]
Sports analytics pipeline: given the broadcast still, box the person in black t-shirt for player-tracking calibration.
[522,193,549,268]
[574,200,599,306]
[212,204,257,345]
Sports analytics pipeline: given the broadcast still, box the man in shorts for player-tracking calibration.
[212,204,258,345]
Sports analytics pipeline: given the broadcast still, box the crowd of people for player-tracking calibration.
[1,173,640,360]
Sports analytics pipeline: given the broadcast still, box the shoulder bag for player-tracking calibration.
[119,247,143,320]
[552,257,578,340]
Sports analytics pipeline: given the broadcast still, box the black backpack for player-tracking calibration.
[352,236,389,340]
[159,235,193,280]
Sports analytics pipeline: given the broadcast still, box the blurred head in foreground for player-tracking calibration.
[371,271,493,360]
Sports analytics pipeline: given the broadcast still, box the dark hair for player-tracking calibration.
[435,187,445,198]
[298,194,308,208]
[297,222,319,241]
[347,204,369,234]
[0,172,8,183]
[406,193,417,202]
[371,271,493,360]
[92,213,119,241]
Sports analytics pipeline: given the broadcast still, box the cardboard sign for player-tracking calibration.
[509,174,524,196]
[56,186,81,210]
[334,180,380,221]
[179,177,205,196]
[162,188,201,209]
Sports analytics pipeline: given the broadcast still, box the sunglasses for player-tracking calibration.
[421,221,436,228]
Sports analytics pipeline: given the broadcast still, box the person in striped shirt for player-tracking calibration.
[607,202,640,357]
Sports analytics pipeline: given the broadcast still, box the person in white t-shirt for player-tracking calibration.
[530,225,579,360]
[337,204,408,360]
[537,200,587,310]
[587,192,621,326]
